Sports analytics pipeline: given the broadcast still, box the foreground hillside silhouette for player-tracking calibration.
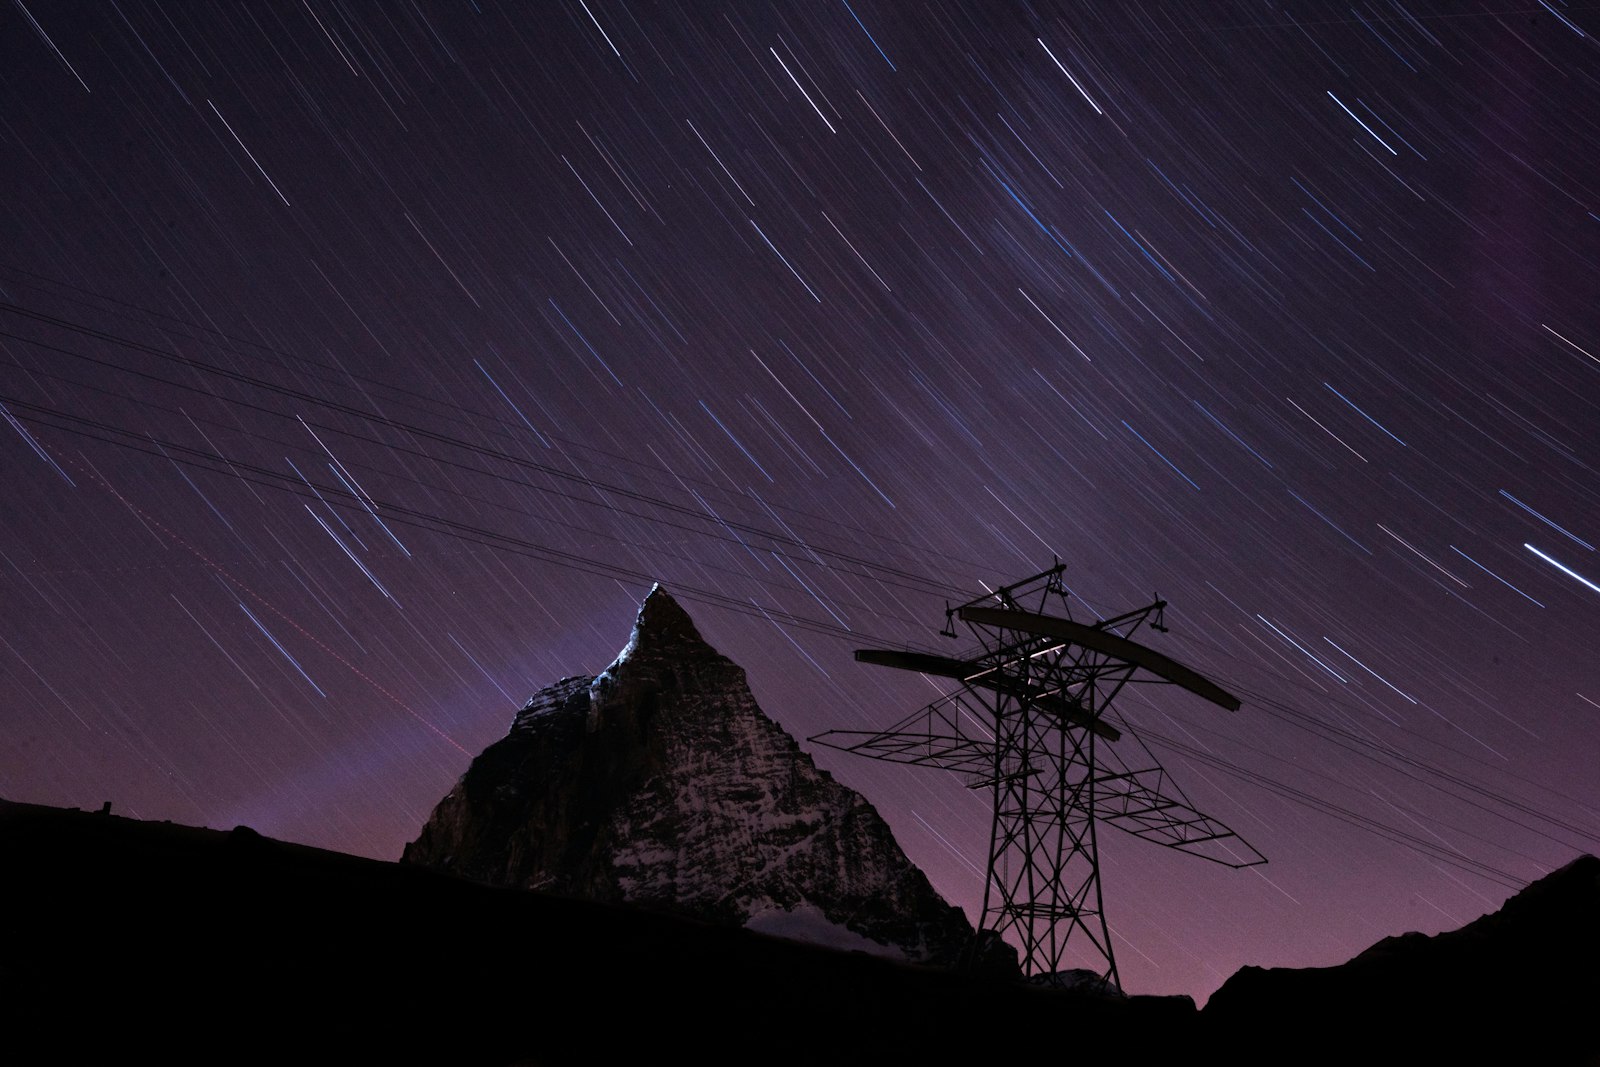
[1,799,1191,1064]
[2,798,1596,1064]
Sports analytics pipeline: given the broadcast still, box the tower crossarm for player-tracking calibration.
[853,648,1120,741]
[1092,770,1266,867]
[957,607,1242,711]
[807,726,995,774]
[809,693,1002,775]
[812,568,1267,982]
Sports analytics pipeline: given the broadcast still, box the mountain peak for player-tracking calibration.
[404,587,991,969]
[634,583,702,644]
[592,585,710,684]
[595,584,715,699]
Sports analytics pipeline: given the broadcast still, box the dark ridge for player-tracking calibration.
[6,798,1596,1063]
[1204,854,1600,1062]
[0,799,1194,1065]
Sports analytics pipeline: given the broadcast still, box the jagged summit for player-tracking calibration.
[404,585,992,969]
[589,584,708,699]
[630,583,700,645]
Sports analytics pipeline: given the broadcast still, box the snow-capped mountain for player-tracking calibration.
[404,585,993,968]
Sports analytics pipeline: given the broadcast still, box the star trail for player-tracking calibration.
[2,2,1597,1001]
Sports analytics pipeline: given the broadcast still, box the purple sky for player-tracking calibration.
[2,2,1597,1001]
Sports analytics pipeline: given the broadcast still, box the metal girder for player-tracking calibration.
[958,606,1242,711]
[853,648,1121,741]
[811,567,1265,985]
[1091,771,1267,867]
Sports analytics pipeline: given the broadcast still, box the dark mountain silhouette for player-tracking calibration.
[1,805,1594,1061]
[404,585,993,969]
[5,591,1595,1062]
[1204,854,1600,1062]
[0,798,1191,1065]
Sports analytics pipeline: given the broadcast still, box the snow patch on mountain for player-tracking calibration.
[745,903,902,958]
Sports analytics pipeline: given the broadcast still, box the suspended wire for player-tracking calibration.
[1148,713,1571,872]
[1,295,1587,889]
[1134,724,1525,889]
[0,363,949,621]
[4,369,1563,891]
[941,593,1600,860]
[1226,685,1600,848]
[1165,631,1600,844]
[4,394,874,644]
[0,275,999,591]
[0,304,978,606]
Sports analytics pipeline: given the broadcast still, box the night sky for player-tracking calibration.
[3,2,1597,1001]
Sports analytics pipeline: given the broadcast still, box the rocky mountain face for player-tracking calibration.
[404,585,993,969]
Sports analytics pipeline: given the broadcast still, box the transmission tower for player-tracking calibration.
[811,564,1265,987]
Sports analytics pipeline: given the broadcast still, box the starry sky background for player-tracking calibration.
[3,1,1597,1001]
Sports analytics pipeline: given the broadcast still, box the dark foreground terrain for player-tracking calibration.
[1,799,1192,1065]
[3,799,1595,1064]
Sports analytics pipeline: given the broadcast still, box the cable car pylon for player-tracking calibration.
[810,563,1265,988]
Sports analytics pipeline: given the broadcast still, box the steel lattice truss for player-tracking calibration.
[811,565,1265,987]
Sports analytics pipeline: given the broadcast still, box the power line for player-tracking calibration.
[1135,724,1526,889]
[0,277,999,592]
[6,387,1572,890]
[0,300,976,603]
[2,295,1586,890]
[3,392,873,643]
[1164,632,1600,845]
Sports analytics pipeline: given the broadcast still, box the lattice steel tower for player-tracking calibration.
[811,564,1265,987]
